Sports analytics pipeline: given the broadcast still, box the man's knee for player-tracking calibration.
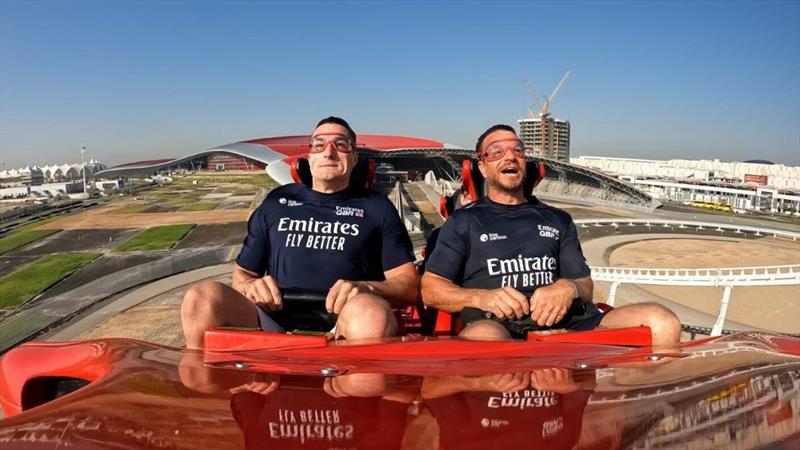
[338,294,398,339]
[181,281,228,322]
[602,302,681,345]
[459,320,511,340]
[643,304,682,344]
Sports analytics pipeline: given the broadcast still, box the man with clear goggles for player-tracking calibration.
[181,117,419,348]
[309,135,354,154]
[422,124,681,346]
[478,138,526,162]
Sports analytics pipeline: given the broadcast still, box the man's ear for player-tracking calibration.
[477,159,488,178]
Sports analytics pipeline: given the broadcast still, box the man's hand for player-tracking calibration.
[477,286,530,320]
[473,372,530,393]
[326,279,373,314]
[323,373,387,398]
[529,279,575,326]
[242,275,282,312]
[530,368,580,394]
[229,373,281,396]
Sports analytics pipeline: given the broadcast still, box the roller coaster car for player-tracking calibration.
[1,330,799,449]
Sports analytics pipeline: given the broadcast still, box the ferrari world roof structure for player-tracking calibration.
[94,134,660,212]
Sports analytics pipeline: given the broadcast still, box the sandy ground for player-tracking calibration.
[75,273,232,347]
[607,238,800,334]
[37,201,251,229]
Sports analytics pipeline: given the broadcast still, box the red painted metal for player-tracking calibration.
[0,333,798,449]
[462,159,479,203]
[527,326,651,346]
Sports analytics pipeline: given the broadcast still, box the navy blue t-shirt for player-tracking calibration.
[425,197,590,292]
[425,387,592,450]
[236,184,414,290]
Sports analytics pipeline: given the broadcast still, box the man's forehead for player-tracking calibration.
[485,129,518,142]
[313,123,349,136]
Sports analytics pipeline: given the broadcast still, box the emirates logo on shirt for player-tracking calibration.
[335,205,365,218]
[538,224,559,240]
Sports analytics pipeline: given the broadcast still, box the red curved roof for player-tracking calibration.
[243,134,446,158]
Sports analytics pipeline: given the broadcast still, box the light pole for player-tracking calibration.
[81,144,88,196]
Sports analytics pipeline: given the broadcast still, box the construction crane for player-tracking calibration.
[523,78,543,119]
[523,71,571,118]
[540,70,571,118]
[522,71,571,159]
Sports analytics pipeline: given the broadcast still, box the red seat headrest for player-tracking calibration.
[461,159,545,203]
[440,159,546,217]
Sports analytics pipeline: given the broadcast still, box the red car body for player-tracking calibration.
[1,329,798,449]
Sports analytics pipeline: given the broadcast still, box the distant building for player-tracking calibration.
[2,160,107,184]
[19,167,43,186]
[518,117,570,161]
[571,156,800,215]
[571,156,800,189]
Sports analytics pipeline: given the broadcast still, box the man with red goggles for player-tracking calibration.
[421,124,681,345]
[181,117,419,348]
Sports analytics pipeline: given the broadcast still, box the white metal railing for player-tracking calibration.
[590,264,800,287]
[575,218,800,241]
[579,218,800,336]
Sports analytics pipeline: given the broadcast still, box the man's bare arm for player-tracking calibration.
[232,264,282,311]
[232,264,261,294]
[572,276,593,302]
[377,261,420,307]
[359,262,420,307]
[327,262,420,313]
[421,272,529,319]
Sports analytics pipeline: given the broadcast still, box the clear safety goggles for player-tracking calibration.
[479,138,526,161]
[309,134,354,153]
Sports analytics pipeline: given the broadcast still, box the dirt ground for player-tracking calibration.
[36,201,251,230]
[76,273,232,347]
[608,238,800,333]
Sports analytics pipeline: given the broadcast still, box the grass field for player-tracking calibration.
[173,174,275,188]
[0,229,60,255]
[163,196,198,205]
[114,224,195,252]
[0,252,101,309]
[178,202,219,211]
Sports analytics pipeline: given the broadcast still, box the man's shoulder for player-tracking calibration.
[349,188,396,210]
[265,183,303,198]
[448,198,491,219]
[259,184,306,205]
[527,197,576,225]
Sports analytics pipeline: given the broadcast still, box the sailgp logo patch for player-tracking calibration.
[480,233,507,242]
[538,224,560,240]
[278,197,303,207]
[335,205,364,218]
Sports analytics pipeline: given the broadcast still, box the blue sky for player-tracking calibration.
[1,1,798,168]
